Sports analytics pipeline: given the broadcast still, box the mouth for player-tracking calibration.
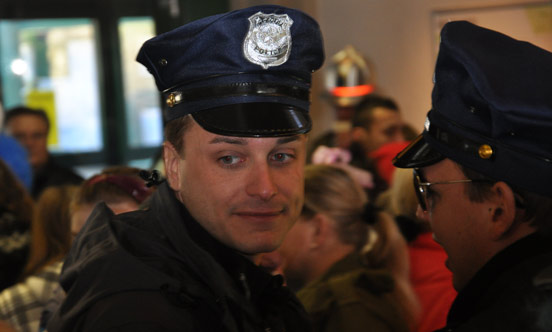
[234,209,284,218]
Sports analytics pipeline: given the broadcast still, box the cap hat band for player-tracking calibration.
[427,109,552,165]
[164,82,310,108]
[426,116,492,161]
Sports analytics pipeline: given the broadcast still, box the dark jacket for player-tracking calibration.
[297,253,410,332]
[436,233,552,332]
[47,182,311,332]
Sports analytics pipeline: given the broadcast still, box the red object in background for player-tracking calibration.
[409,232,457,332]
[332,84,375,98]
[369,141,410,185]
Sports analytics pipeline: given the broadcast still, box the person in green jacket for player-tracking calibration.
[265,164,420,331]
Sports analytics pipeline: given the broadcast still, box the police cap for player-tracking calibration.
[393,21,552,197]
[137,5,324,137]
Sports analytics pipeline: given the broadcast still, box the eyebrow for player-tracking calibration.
[208,135,301,145]
[276,135,301,144]
[208,137,247,145]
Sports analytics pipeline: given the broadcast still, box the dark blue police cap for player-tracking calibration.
[393,21,552,197]
[137,5,324,137]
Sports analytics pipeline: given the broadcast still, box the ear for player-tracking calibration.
[163,141,182,191]
[488,182,517,240]
[307,213,333,249]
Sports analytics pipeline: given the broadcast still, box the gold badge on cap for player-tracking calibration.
[478,144,493,159]
[166,92,182,108]
[243,12,293,69]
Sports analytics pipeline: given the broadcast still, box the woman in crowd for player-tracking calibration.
[273,164,420,332]
[38,166,155,331]
[0,184,76,332]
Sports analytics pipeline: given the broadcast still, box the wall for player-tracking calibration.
[231,0,552,140]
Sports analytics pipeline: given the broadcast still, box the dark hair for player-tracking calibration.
[351,94,399,129]
[0,158,33,224]
[460,165,552,236]
[164,115,193,155]
[4,106,50,132]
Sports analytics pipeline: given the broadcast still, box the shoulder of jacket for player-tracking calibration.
[298,268,394,311]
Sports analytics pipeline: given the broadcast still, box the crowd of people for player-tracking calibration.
[0,4,551,332]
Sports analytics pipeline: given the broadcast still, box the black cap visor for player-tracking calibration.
[192,102,311,137]
[392,134,444,168]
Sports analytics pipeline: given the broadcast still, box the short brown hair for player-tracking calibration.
[460,165,552,236]
[351,94,399,130]
[4,106,50,132]
[164,115,193,155]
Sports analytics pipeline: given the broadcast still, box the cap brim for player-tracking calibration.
[392,134,444,168]
[191,103,311,137]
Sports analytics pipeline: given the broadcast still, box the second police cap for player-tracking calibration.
[393,21,552,197]
[137,5,324,137]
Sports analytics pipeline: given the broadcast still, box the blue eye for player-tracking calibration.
[219,155,241,165]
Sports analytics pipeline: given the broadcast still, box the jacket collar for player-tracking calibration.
[446,232,552,326]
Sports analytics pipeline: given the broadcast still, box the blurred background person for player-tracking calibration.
[263,164,420,332]
[0,159,33,292]
[3,107,83,200]
[38,166,155,331]
[349,95,405,157]
[0,185,76,332]
[309,94,409,202]
[377,168,456,332]
[69,166,155,237]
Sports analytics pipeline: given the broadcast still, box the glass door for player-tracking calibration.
[0,19,102,153]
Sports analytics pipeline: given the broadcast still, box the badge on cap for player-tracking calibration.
[243,11,293,69]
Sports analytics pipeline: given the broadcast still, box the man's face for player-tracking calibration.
[361,107,404,152]
[165,119,307,256]
[416,159,491,291]
[6,115,49,168]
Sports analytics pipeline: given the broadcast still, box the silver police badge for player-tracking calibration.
[243,12,293,69]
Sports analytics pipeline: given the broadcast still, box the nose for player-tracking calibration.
[245,162,278,201]
[19,136,33,149]
[392,126,405,142]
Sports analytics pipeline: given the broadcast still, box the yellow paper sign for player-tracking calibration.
[25,90,58,146]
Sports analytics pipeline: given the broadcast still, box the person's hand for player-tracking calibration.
[311,145,374,189]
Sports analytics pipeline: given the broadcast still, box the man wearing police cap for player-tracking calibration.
[48,5,323,332]
[394,21,552,331]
